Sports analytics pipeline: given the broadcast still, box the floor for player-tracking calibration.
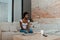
[13,33,60,40]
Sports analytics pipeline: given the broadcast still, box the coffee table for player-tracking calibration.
[13,33,60,40]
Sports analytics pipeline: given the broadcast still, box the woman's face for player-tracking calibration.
[25,14,29,19]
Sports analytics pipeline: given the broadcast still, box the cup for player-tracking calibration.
[41,30,44,35]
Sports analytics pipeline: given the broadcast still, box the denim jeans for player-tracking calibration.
[20,28,33,33]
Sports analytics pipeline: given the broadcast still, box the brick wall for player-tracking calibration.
[31,0,60,34]
[31,0,60,23]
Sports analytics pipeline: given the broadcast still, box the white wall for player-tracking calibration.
[8,0,12,22]
[14,0,22,22]
[0,1,8,22]
[0,0,12,22]
[0,0,22,22]
[0,0,8,3]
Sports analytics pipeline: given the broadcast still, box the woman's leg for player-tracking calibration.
[20,29,26,32]
[20,29,28,33]
[28,28,33,33]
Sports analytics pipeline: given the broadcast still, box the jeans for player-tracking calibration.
[20,28,33,33]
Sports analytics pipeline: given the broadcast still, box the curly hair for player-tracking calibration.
[23,12,29,19]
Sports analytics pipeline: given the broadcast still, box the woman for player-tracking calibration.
[20,12,33,33]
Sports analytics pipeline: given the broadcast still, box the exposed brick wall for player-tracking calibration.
[31,0,60,23]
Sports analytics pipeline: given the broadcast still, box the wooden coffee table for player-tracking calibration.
[13,33,60,40]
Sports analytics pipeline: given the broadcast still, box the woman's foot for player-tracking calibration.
[43,34,48,37]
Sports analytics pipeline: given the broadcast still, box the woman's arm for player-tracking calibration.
[26,22,30,31]
[26,20,31,29]
[20,22,24,29]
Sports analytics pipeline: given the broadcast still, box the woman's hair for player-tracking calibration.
[22,12,33,22]
[23,12,29,19]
